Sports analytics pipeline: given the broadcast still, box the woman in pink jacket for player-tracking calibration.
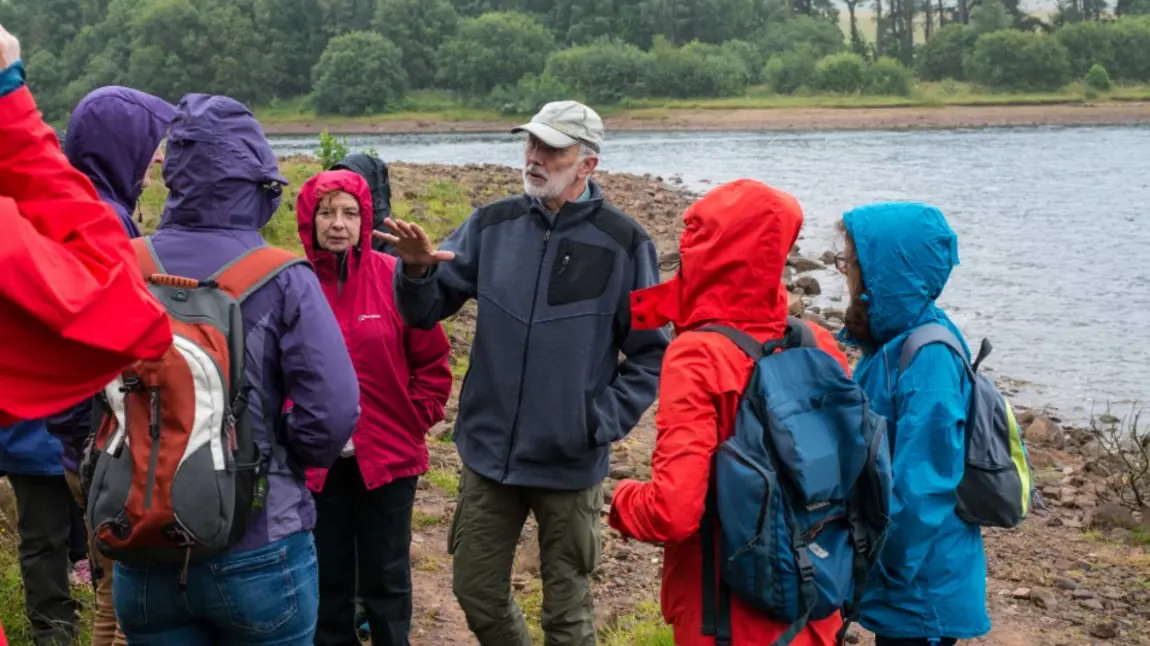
[297,170,453,646]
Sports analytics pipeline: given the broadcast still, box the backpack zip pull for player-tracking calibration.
[179,546,191,589]
[143,387,162,509]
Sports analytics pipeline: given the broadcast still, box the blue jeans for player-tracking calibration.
[113,532,319,645]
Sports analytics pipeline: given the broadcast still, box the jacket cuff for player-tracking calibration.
[0,78,33,117]
[395,260,437,290]
[0,60,26,99]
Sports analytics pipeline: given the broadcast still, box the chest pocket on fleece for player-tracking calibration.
[547,239,616,307]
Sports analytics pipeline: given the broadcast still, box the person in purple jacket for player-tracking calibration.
[109,93,360,645]
[47,85,175,646]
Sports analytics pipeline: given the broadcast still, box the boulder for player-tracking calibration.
[788,256,825,273]
[795,276,821,296]
[1025,417,1066,449]
[788,291,804,316]
[1085,503,1139,531]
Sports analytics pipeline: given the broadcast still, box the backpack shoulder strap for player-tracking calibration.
[898,323,972,375]
[130,236,165,278]
[209,247,312,304]
[697,325,764,360]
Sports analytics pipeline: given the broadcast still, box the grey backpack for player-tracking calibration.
[85,238,308,580]
[898,323,1036,529]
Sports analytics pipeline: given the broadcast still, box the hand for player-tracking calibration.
[0,24,19,69]
[374,217,455,276]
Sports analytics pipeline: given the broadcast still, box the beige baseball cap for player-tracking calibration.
[511,100,603,153]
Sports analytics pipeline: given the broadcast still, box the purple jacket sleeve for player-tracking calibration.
[277,266,359,469]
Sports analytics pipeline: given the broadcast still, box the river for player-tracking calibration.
[268,127,1150,426]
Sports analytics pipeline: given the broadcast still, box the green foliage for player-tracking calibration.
[755,13,845,60]
[311,31,408,116]
[1085,63,1112,91]
[374,0,459,89]
[436,11,556,97]
[722,39,764,83]
[1056,21,1117,79]
[489,73,574,115]
[644,38,750,99]
[316,131,351,169]
[812,51,868,94]
[968,0,1012,37]
[1110,16,1150,82]
[545,40,652,105]
[916,24,974,82]
[867,56,913,96]
[763,45,819,94]
[966,29,1071,92]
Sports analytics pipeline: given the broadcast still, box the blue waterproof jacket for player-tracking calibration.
[0,419,64,477]
[840,202,991,640]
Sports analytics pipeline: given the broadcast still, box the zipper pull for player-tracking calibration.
[149,387,161,440]
[558,253,570,275]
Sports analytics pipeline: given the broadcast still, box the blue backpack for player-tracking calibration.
[698,318,893,646]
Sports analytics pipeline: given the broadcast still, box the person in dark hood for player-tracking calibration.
[63,86,174,237]
[331,153,394,254]
[46,85,174,646]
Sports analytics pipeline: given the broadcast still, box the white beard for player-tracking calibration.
[523,161,580,201]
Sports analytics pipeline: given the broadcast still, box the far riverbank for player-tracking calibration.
[258,101,1150,135]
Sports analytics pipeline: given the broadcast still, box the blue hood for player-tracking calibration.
[842,202,960,344]
[64,86,175,236]
[159,94,287,231]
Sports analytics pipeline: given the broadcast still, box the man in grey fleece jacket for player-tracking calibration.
[378,101,668,646]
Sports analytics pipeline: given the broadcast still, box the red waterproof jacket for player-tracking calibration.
[298,170,452,492]
[609,179,850,646]
[0,86,172,426]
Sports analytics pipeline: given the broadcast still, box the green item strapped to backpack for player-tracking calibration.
[898,324,1035,528]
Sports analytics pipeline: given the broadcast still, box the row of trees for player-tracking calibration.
[2,0,1149,121]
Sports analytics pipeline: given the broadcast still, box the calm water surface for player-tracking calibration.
[270,127,1150,424]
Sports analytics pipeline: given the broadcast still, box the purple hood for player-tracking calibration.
[159,94,287,232]
[64,86,175,238]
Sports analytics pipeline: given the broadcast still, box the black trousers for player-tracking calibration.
[313,458,417,646]
[8,474,80,646]
[875,638,959,646]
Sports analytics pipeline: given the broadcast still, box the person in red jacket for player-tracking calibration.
[608,179,851,646]
[297,169,453,646]
[0,24,172,427]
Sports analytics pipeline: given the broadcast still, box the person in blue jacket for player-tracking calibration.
[834,202,990,646]
[0,419,80,645]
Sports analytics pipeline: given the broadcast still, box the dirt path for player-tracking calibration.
[260,102,1150,136]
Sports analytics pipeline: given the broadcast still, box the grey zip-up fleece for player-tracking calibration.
[394,179,669,490]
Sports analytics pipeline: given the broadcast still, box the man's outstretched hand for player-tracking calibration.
[0,24,20,69]
[374,217,455,277]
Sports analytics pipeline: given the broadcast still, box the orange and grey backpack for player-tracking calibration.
[84,237,309,583]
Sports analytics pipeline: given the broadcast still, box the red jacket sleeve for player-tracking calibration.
[0,86,172,424]
[404,322,452,431]
[609,335,736,543]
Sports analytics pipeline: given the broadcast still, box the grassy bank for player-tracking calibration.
[253,84,1150,130]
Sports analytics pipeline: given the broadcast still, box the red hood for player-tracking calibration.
[630,179,803,335]
[296,170,374,267]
